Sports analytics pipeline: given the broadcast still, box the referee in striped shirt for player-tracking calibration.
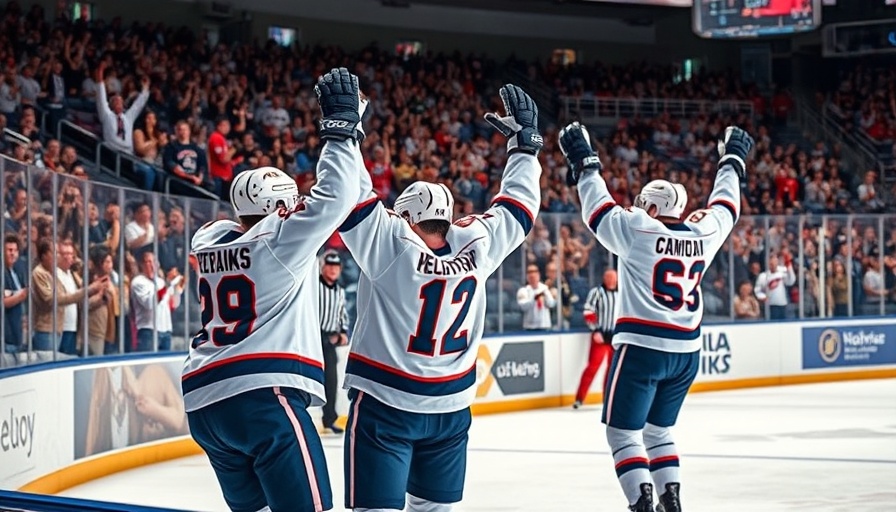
[319,251,349,433]
[574,269,618,409]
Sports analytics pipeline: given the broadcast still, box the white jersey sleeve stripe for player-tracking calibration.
[346,353,477,396]
[588,201,617,232]
[615,317,701,340]
[491,195,535,234]
[339,196,380,233]
[182,353,325,395]
[707,198,738,223]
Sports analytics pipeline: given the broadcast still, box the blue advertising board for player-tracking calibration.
[802,323,896,369]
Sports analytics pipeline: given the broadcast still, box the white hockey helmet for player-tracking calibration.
[393,181,454,225]
[633,179,688,219]
[230,167,301,217]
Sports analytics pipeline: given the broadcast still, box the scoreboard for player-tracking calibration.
[693,0,822,38]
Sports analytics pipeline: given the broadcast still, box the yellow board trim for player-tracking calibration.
[19,438,204,495]
[18,369,896,496]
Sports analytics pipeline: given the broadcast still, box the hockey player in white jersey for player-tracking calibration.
[337,84,542,512]
[560,122,754,512]
[181,68,367,512]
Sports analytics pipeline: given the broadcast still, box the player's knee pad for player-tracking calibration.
[406,494,453,512]
[606,425,643,451]
[643,422,674,448]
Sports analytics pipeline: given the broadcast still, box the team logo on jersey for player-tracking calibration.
[818,328,841,364]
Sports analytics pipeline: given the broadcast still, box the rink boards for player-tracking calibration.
[1,317,895,495]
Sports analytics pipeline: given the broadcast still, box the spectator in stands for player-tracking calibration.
[41,58,66,132]
[86,245,118,356]
[130,251,183,352]
[365,145,394,201]
[125,202,154,259]
[517,264,556,331]
[207,116,243,199]
[259,95,290,143]
[31,239,106,352]
[827,260,850,317]
[857,170,885,213]
[95,62,156,191]
[0,69,20,125]
[58,144,78,174]
[545,260,577,330]
[15,65,41,108]
[36,138,61,170]
[863,251,888,305]
[754,252,796,320]
[3,234,27,354]
[163,120,207,190]
[733,280,760,320]
[132,110,167,188]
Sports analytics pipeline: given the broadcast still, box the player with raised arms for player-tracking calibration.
[560,121,754,512]
[181,67,367,512]
[337,84,543,512]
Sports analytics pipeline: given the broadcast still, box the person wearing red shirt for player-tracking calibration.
[207,116,243,199]
[364,145,394,201]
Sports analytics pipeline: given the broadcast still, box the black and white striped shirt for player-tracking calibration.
[319,276,348,334]
[584,285,618,334]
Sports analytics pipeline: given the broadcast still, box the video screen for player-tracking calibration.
[693,0,822,39]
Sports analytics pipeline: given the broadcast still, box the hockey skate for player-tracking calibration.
[628,483,654,512]
[655,483,681,512]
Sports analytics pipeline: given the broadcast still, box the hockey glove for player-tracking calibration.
[717,126,754,181]
[484,84,543,156]
[559,121,602,187]
[314,67,368,143]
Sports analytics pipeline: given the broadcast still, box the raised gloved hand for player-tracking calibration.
[314,67,368,142]
[484,84,543,156]
[717,126,754,180]
[559,122,602,187]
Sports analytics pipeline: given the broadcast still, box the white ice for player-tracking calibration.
[59,379,896,511]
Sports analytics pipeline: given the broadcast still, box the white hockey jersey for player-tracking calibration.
[181,140,361,412]
[754,265,796,306]
[577,165,741,353]
[340,151,541,413]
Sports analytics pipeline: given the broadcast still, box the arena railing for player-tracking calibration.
[1,157,894,368]
[559,96,755,124]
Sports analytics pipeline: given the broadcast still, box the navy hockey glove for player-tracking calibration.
[559,122,602,187]
[484,84,543,156]
[314,67,368,142]
[717,126,754,181]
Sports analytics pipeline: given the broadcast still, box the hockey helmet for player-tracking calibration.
[393,181,454,225]
[230,167,301,217]
[633,179,688,219]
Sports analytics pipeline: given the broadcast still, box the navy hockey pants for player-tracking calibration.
[344,389,471,510]
[187,386,332,512]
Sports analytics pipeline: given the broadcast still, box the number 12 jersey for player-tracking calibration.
[339,150,541,414]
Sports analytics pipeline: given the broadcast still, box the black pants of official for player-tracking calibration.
[321,331,339,428]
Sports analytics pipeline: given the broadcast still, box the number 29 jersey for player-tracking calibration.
[577,165,741,354]
[181,140,361,413]
[339,152,541,414]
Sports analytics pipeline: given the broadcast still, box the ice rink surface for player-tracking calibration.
[59,379,896,512]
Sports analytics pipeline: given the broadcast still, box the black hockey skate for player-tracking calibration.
[628,483,654,512]
[655,483,681,512]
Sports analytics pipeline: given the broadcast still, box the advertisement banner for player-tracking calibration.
[0,370,72,490]
[489,341,545,395]
[802,323,896,369]
[73,361,188,460]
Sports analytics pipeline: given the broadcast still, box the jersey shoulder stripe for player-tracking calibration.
[346,353,476,397]
[588,201,616,232]
[492,195,535,234]
[182,353,325,394]
[339,197,379,233]
[708,198,738,223]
